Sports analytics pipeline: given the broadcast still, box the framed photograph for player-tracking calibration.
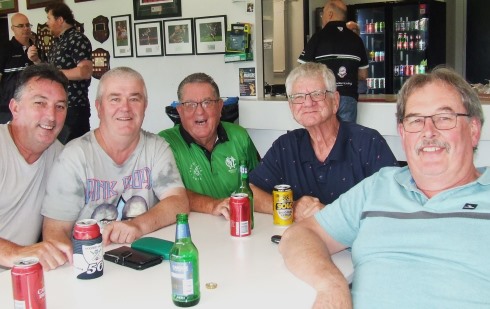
[133,0,181,21]
[194,15,227,55]
[134,21,163,57]
[111,15,133,58]
[0,0,18,15]
[26,0,51,10]
[163,18,194,56]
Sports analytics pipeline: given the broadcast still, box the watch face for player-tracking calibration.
[93,15,109,43]
[91,48,111,79]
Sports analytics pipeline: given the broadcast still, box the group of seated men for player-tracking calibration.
[0,62,488,308]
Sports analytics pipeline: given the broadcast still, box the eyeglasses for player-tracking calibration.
[13,23,33,29]
[179,99,220,111]
[288,89,333,104]
[401,112,470,133]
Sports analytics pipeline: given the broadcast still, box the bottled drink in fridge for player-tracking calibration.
[170,213,200,307]
[234,160,254,229]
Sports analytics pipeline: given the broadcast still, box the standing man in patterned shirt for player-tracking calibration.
[0,13,34,123]
[28,2,92,143]
[298,0,368,123]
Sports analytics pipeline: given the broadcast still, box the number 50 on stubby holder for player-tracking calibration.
[72,219,104,279]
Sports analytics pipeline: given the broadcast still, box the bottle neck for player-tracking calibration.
[175,221,191,241]
[240,165,249,182]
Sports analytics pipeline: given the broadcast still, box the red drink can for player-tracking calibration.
[11,257,46,309]
[409,65,414,76]
[72,219,104,279]
[230,193,251,237]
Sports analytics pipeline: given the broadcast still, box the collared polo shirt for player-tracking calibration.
[249,121,398,204]
[159,122,259,199]
[298,21,369,99]
[315,166,490,308]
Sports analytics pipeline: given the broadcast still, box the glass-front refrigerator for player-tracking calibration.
[357,6,387,94]
[392,2,445,93]
[348,0,445,94]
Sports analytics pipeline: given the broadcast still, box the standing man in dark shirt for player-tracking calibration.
[298,0,368,123]
[0,13,34,124]
[28,2,93,143]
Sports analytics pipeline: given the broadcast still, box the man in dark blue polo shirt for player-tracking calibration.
[298,0,368,123]
[250,62,397,221]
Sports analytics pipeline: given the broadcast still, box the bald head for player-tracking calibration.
[322,0,347,27]
[11,13,28,24]
[10,13,32,45]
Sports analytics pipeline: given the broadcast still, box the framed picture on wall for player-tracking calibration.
[194,15,227,55]
[26,0,52,10]
[111,14,133,58]
[0,0,18,15]
[134,21,163,57]
[133,0,181,21]
[163,18,194,56]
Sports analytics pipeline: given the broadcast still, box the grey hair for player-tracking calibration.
[396,66,484,126]
[285,62,337,95]
[96,67,148,102]
[177,72,220,102]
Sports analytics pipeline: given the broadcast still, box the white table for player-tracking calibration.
[0,213,353,308]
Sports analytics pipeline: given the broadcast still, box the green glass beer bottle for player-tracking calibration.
[170,213,200,307]
[235,160,254,229]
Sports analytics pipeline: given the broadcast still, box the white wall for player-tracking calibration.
[263,0,304,86]
[9,0,260,134]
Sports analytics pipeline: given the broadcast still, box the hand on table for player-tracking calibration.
[293,196,325,222]
[102,221,144,246]
[212,197,230,220]
[16,241,72,271]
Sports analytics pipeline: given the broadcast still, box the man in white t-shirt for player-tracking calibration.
[0,64,71,271]
[41,67,189,268]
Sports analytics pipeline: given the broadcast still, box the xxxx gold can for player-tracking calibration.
[273,184,293,226]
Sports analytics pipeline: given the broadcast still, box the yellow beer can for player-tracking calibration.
[273,184,293,226]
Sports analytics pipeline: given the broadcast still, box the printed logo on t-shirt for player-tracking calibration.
[91,195,149,228]
[225,156,237,173]
[337,66,347,78]
[189,162,204,181]
[462,203,477,210]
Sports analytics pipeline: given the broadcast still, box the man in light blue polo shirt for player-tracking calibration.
[279,67,489,308]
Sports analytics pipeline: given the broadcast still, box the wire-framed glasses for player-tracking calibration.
[288,89,333,104]
[401,112,470,133]
[179,99,220,111]
[13,23,33,29]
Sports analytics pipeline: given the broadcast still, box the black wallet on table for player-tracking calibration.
[103,246,163,270]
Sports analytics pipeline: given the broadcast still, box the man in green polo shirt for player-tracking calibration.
[159,73,259,219]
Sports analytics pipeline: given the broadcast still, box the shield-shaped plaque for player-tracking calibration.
[91,48,110,80]
[93,15,109,43]
[36,23,53,61]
